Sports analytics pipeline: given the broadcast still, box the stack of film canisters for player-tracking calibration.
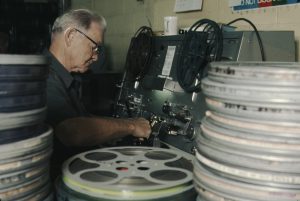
[194,62,300,201]
[0,54,53,200]
[56,146,197,201]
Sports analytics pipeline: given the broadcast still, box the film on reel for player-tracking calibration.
[57,146,197,201]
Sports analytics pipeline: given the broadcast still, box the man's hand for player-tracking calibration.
[130,118,151,139]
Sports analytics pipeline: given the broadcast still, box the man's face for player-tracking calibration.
[70,22,103,73]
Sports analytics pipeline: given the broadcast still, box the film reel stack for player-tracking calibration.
[194,61,300,201]
[0,55,53,200]
[56,146,197,201]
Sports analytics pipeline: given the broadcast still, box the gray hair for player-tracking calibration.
[52,9,106,34]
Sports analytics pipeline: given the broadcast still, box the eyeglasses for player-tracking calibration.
[74,28,101,54]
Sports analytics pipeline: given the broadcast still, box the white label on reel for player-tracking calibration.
[162,46,176,76]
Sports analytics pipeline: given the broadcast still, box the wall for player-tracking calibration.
[71,0,300,71]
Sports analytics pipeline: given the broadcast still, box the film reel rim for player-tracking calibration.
[202,77,300,104]
[203,116,300,144]
[205,97,300,122]
[196,134,300,174]
[201,123,300,153]
[0,126,52,154]
[0,147,52,174]
[0,107,46,131]
[206,111,300,137]
[0,54,49,65]
[209,61,300,73]
[0,172,49,200]
[195,151,300,186]
[0,164,48,189]
[62,146,194,199]
[193,159,300,201]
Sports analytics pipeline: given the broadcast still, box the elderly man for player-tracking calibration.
[46,9,151,170]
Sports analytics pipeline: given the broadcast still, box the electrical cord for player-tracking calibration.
[227,18,266,61]
[125,26,153,81]
[177,19,223,93]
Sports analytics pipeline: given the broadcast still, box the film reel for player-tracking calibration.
[194,159,300,201]
[0,164,48,190]
[205,111,300,139]
[10,180,51,201]
[205,97,300,122]
[208,61,300,86]
[203,114,300,144]
[196,132,300,174]
[202,77,300,104]
[125,26,153,80]
[0,107,46,131]
[195,150,300,188]
[0,126,52,173]
[0,93,46,112]
[200,118,300,153]
[0,81,46,97]
[60,146,196,200]
[0,171,49,201]
[0,54,48,81]
[0,124,47,145]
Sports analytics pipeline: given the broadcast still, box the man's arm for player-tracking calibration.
[55,117,151,146]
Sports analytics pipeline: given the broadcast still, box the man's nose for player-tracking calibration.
[91,53,99,61]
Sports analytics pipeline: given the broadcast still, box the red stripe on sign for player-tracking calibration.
[258,0,272,7]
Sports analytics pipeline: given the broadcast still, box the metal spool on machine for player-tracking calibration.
[0,54,52,201]
[56,146,197,201]
[194,61,300,201]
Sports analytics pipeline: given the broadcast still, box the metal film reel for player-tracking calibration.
[202,77,300,104]
[0,54,48,81]
[208,61,300,86]
[196,133,300,174]
[195,150,300,188]
[60,146,196,200]
[0,93,46,112]
[205,111,300,139]
[0,172,49,201]
[194,156,300,201]
[0,164,48,190]
[205,97,300,122]
[0,81,46,97]
[0,126,52,161]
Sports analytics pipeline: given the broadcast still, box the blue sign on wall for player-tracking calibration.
[233,0,300,11]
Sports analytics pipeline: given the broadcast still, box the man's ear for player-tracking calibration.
[64,28,76,47]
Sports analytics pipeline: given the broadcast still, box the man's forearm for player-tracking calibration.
[55,117,137,146]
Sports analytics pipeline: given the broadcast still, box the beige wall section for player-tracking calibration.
[71,0,93,9]
[71,0,300,71]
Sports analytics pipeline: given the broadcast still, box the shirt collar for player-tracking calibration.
[45,49,74,89]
